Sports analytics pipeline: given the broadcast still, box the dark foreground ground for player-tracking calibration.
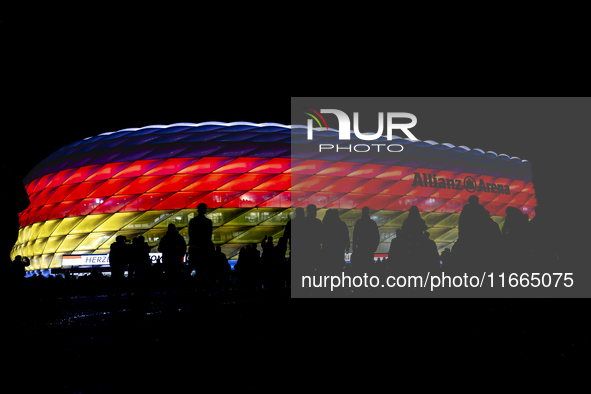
[4,286,589,392]
[5,287,290,392]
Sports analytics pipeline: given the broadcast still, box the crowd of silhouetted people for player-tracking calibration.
[5,195,562,299]
[290,197,561,294]
[4,203,291,302]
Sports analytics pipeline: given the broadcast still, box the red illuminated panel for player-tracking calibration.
[451,188,478,200]
[18,209,30,227]
[90,195,140,214]
[248,158,294,174]
[32,173,57,194]
[379,181,415,196]
[223,191,283,208]
[521,205,535,218]
[253,174,302,191]
[144,175,205,193]
[257,191,294,208]
[187,191,246,208]
[119,193,174,212]
[69,198,104,217]
[321,178,369,193]
[407,186,439,197]
[492,191,518,204]
[483,202,507,216]
[290,176,340,192]
[45,169,78,189]
[502,204,521,214]
[508,180,526,193]
[347,164,390,179]
[351,179,396,194]
[326,194,373,209]
[151,192,210,210]
[63,165,103,185]
[316,162,364,177]
[288,160,332,175]
[212,158,270,173]
[385,196,426,211]
[357,195,401,210]
[34,203,59,223]
[26,178,39,195]
[50,200,82,219]
[114,160,165,178]
[429,187,462,199]
[19,207,34,227]
[416,197,447,212]
[86,162,132,181]
[216,174,275,191]
[180,174,240,191]
[143,158,200,176]
[290,192,344,208]
[47,184,79,204]
[434,199,466,213]
[521,182,534,194]
[31,188,58,207]
[509,193,532,205]
[475,191,497,203]
[525,195,537,206]
[89,178,135,197]
[178,157,235,174]
[65,181,106,201]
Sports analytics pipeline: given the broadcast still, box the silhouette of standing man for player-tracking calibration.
[159,223,187,293]
[109,235,129,297]
[352,206,380,272]
[188,203,214,279]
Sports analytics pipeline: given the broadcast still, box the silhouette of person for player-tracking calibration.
[213,245,230,290]
[352,206,380,272]
[188,203,214,287]
[458,195,488,244]
[402,206,427,241]
[321,209,350,274]
[302,204,323,274]
[10,255,29,281]
[387,229,409,273]
[454,195,496,272]
[415,231,440,271]
[289,207,306,277]
[158,223,187,291]
[440,247,452,267]
[109,235,129,297]
[133,235,152,297]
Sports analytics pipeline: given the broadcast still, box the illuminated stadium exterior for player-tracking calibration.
[12,122,536,272]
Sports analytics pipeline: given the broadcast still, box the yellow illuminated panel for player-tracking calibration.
[94,212,144,232]
[33,238,48,255]
[39,220,62,238]
[56,234,88,252]
[52,217,85,236]
[70,214,111,234]
[39,254,53,269]
[29,222,44,242]
[49,253,64,268]
[76,232,116,251]
[44,236,66,254]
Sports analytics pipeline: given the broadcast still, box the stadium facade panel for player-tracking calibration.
[12,122,535,271]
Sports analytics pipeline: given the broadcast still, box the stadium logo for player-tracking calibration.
[412,172,511,194]
[304,108,417,152]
